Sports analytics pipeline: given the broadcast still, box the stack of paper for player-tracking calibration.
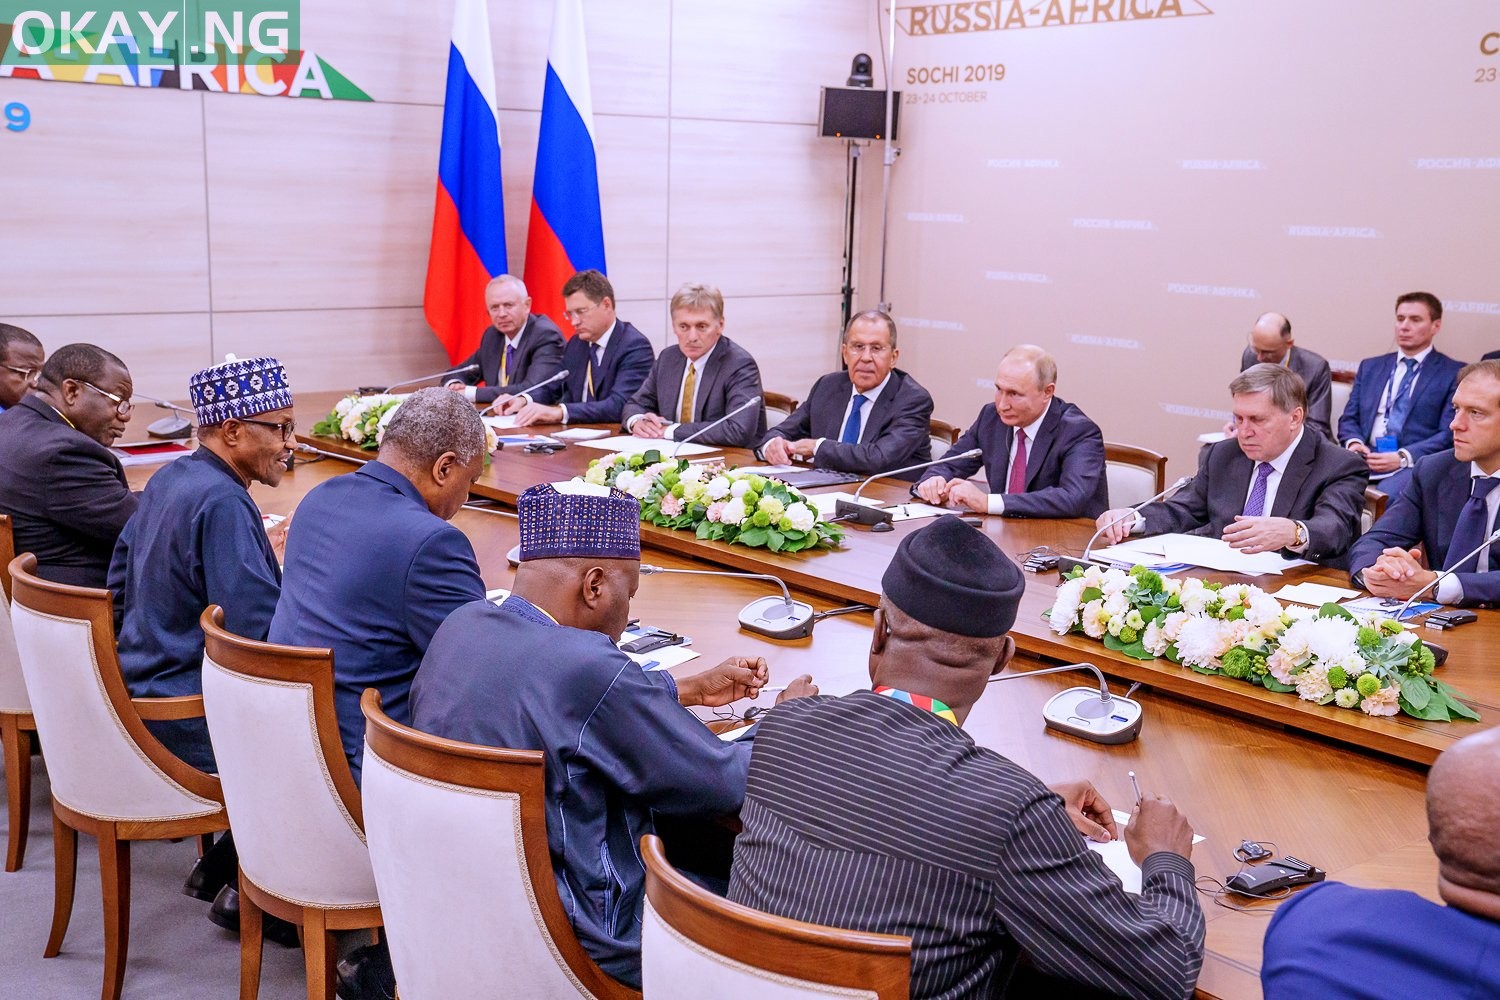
[1095,533,1311,576]
[573,435,719,458]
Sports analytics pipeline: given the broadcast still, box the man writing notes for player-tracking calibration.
[0,343,137,587]
[1337,291,1465,498]
[729,517,1205,1000]
[913,345,1108,517]
[444,274,565,406]
[1096,365,1368,565]
[1349,360,1500,606]
[497,269,655,427]
[270,388,487,784]
[1238,312,1333,438]
[621,283,766,448]
[1261,727,1500,998]
[758,310,933,478]
[0,323,45,413]
[412,483,816,988]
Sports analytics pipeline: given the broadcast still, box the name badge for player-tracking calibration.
[1374,435,1399,453]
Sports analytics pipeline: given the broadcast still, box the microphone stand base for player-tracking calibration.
[1042,687,1142,744]
[738,597,817,640]
[869,521,894,532]
[1055,555,1102,577]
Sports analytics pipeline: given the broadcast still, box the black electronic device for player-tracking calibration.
[1425,609,1478,631]
[620,632,685,655]
[1225,856,1325,897]
[1234,840,1273,863]
[819,86,900,141]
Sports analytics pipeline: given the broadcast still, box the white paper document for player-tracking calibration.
[617,625,700,671]
[552,427,613,441]
[573,435,720,458]
[887,501,959,522]
[480,413,519,430]
[1098,533,1311,575]
[1273,582,1360,605]
[1088,810,1205,894]
[734,464,800,475]
[809,492,883,518]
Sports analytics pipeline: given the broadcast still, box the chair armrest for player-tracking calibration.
[131,695,206,721]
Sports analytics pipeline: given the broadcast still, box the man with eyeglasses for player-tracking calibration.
[758,310,933,478]
[0,322,45,413]
[443,274,565,406]
[0,342,138,587]
[495,269,655,427]
[106,357,300,942]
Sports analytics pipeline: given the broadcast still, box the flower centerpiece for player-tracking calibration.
[1046,564,1479,722]
[310,393,499,454]
[582,451,842,553]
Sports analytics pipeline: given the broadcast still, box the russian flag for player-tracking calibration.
[523,0,607,333]
[423,0,507,364]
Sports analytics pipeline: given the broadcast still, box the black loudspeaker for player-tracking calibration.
[819,86,900,141]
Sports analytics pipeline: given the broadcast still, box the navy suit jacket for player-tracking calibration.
[917,398,1109,518]
[1347,450,1500,606]
[268,461,485,782]
[1337,349,1464,460]
[1141,431,1369,564]
[760,369,933,479]
[1240,345,1334,439]
[452,314,566,404]
[0,394,137,587]
[621,334,767,447]
[530,319,655,425]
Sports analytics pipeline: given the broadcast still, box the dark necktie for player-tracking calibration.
[1385,357,1419,438]
[1242,462,1273,517]
[1444,477,1500,573]
[1007,430,1028,494]
[585,345,602,400]
[501,343,517,387]
[840,395,867,444]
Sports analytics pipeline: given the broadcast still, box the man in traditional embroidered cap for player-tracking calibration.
[730,517,1206,1000]
[410,482,816,989]
[108,356,296,932]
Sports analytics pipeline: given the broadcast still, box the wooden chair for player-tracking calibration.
[1362,486,1389,534]
[0,513,40,871]
[1104,442,1168,508]
[359,689,639,1000]
[928,417,962,463]
[1331,368,1356,432]
[763,390,800,426]
[7,554,227,1000]
[200,606,382,1000]
[639,834,911,999]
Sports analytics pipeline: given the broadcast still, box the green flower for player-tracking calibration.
[1411,644,1437,675]
[778,516,794,531]
[1378,618,1404,636]
[1326,665,1349,689]
[1356,626,1383,652]
[1220,648,1252,680]
[758,496,785,519]
[1355,673,1381,697]
[742,491,760,508]
[748,475,768,492]
[671,483,686,498]
[751,510,771,528]
[1224,605,1246,621]
[1118,626,1139,644]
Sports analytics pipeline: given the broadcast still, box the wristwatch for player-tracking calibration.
[1293,521,1309,548]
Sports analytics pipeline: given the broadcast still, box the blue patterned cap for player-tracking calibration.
[188,357,293,426]
[518,482,641,561]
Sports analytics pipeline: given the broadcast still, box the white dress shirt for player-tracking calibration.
[811,372,892,458]
[1436,463,1500,605]
[986,401,1051,516]
[1366,344,1434,461]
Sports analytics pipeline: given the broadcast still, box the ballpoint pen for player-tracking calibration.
[1129,770,1143,804]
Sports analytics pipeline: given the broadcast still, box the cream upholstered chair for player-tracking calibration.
[640,834,911,999]
[0,513,40,871]
[200,606,382,1000]
[1330,368,1355,435]
[1362,486,1389,535]
[763,390,799,426]
[359,689,639,1000]
[7,554,227,1000]
[928,417,962,465]
[1104,442,1168,509]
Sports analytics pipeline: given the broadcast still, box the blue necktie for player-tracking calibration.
[1242,462,1273,517]
[1445,478,1500,573]
[1386,357,1419,439]
[840,395,867,444]
[501,343,517,387]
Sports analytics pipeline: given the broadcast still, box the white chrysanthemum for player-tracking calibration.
[1246,594,1285,629]
[1103,592,1129,621]
[785,502,815,532]
[706,476,731,500]
[1282,603,1316,622]
[1049,579,1087,634]
[1176,617,1233,669]
[678,464,705,485]
[1080,600,1108,639]
[334,394,358,416]
[1334,688,1360,709]
[1218,583,1251,608]
[1294,663,1333,703]
[1142,620,1170,657]
[730,479,752,498]
[1180,584,1212,616]
[1303,616,1360,664]
[1391,629,1420,647]
[1101,572,1131,598]
[720,497,748,525]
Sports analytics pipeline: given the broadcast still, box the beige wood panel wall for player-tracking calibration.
[3,0,879,410]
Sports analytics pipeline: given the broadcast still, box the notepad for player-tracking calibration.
[1087,810,1204,894]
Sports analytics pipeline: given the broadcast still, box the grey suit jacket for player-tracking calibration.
[621,334,766,447]
[1239,345,1334,439]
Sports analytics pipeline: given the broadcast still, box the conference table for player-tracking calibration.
[200,390,1459,999]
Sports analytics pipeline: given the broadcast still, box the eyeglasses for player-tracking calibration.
[2,364,41,384]
[239,416,297,440]
[562,302,597,321]
[844,343,892,358]
[79,380,134,415]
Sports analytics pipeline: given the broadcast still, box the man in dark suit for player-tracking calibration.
[730,517,1204,1000]
[758,310,932,478]
[621,283,766,448]
[498,269,655,426]
[1238,312,1333,438]
[0,343,137,587]
[443,274,565,406]
[1337,291,1465,498]
[0,323,45,413]
[914,345,1108,517]
[269,388,487,785]
[1098,365,1369,565]
[1348,360,1500,606]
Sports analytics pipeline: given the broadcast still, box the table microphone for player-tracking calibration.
[487,369,570,414]
[639,563,816,639]
[669,396,762,457]
[988,661,1142,744]
[834,450,982,531]
[131,393,196,439]
[294,442,369,465]
[1055,476,1192,576]
[363,363,480,395]
[1392,525,1500,621]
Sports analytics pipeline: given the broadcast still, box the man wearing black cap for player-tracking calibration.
[729,517,1205,1000]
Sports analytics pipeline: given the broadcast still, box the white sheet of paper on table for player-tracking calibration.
[1273,582,1360,605]
[573,435,720,458]
[735,464,799,475]
[887,501,959,522]
[1154,533,1312,576]
[552,427,613,441]
[809,492,884,518]
[1087,810,1205,894]
[617,626,700,671]
[481,414,520,430]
